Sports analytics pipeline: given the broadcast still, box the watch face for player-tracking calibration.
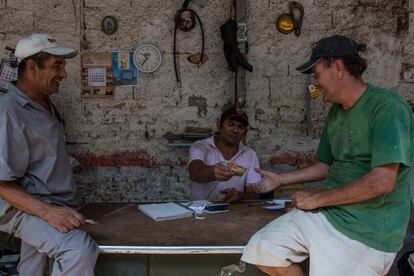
[133,44,162,73]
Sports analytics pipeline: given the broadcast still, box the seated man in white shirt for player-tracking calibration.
[188,107,270,203]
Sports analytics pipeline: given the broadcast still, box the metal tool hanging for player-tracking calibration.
[173,0,205,87]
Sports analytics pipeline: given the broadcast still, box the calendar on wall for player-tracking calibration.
[81,52,113,97]
[0,62,17,82]
[0,47,18,93]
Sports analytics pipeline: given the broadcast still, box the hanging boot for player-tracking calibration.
[220,19,253,72]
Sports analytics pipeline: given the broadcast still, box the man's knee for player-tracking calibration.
[257,265,282,276]
[73,238,99,265]
[257,265,274,275]
[77,239,99,262]
[60,231,99,265]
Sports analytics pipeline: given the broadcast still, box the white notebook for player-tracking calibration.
[138,202,193,221]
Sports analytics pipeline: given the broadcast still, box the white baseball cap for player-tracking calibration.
[14,33,78,62]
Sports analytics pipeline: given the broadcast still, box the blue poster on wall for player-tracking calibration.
[112,51,139,86]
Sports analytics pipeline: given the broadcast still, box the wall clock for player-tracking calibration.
[133,44,162,73]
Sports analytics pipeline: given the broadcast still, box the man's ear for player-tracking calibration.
[335,59,345,79]
[19,59,37,80]
[25,59,38,74]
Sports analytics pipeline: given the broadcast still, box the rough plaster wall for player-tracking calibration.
[0,0,412,202]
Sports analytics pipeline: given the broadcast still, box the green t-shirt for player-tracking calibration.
[317,84,414,252]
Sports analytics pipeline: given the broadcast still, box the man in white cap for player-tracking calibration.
[241,34,414,275]
[0,34,98,276]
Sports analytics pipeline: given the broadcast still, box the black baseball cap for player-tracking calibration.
[296,34,360,74]
[220,107,249,126]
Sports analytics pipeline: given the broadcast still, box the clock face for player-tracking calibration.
[133,44,162,73]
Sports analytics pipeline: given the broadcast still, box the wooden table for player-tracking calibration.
[80,202,283,254]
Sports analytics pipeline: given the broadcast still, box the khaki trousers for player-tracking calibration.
[0,207,99,276]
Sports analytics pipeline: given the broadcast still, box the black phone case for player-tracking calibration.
[205,203,230,212]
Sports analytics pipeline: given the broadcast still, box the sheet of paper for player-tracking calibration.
[187,200,211,212]
[186,200,229,214]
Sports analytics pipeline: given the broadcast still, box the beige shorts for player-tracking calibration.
[241,209,396,276]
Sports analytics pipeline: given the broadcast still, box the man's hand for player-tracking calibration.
[41,205,86,233]
[213,163,235,181]
[291,191,319,210]
[249,169,283,193]
[221,188,242,203]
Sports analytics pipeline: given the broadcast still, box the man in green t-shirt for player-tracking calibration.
[242,34,414,276]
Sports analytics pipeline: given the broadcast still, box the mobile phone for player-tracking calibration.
[205,203,229,212]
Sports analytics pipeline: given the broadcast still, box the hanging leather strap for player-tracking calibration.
[289,1,304,36]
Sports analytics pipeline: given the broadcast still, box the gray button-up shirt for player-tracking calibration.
[0,83,77,216]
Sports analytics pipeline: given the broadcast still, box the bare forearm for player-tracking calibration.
[300,164,398,209]
[0,181,49,219]
[279,161,329,186]
[0,181,85,233]
[189,161,215,182]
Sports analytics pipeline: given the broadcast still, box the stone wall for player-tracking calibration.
[0,0,412,202]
